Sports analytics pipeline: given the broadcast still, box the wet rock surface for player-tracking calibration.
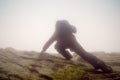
[0,48,120,80]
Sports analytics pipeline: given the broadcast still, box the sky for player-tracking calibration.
[0,0,120,53]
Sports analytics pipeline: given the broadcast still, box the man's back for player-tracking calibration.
[55,24,76,43]
[42,20,76,51]
[55,20,76,43]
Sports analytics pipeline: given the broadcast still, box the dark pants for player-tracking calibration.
[55,37,107,69]
[55,42,72,60]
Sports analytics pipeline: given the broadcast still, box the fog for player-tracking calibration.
[0,0,120,53]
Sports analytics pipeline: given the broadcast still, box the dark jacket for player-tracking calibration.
[42,25,76,51]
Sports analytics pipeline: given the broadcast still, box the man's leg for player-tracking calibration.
[70,41,112,73]
[55,43,72,60]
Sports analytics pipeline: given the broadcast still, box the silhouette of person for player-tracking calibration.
[41,20,112,73]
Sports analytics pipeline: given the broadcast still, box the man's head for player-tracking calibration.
[55,20,70,27]
[55,20,77,33]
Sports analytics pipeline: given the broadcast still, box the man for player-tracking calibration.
[41,20,112,73]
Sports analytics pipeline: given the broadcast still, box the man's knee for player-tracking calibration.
[55,44,72,60]
[55,43,65,52]
[64,51,72,60]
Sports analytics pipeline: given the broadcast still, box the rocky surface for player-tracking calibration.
[0,48,120,80]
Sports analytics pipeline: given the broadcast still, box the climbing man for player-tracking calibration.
[40,20,112,73]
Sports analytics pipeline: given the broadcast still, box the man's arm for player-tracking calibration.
[41,32,56,53]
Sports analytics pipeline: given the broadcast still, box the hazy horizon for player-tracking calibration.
[0,0,120,53]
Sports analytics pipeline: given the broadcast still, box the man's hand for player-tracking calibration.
[40,49,45,55]
[40,50,45,53]
[38,50,45,58]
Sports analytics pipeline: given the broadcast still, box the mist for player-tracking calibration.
[0,0,120,53]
